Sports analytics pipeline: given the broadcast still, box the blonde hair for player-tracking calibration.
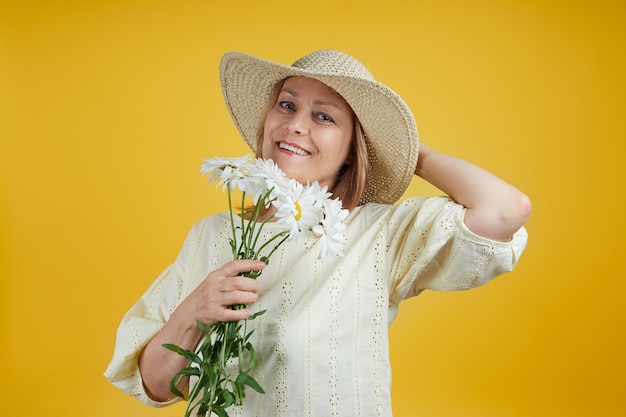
[254,79,369,211]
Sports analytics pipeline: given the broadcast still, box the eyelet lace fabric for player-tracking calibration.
[105,196,528,416]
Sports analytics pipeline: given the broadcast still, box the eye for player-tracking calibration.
[278,101,295,111]
[316,113,334,123]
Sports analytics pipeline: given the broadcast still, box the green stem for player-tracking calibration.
[227,186,238,259]
[254,230,290,259]
[244,197,263,257]
[249,213,275,254]
[237,190,247,259]
[175,182,289,416]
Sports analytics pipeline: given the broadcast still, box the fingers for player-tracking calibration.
[219,284,260,306]
[218,305,255,323]
[180,259,266,326]
[219,259,266,278]
[216,260,264,301]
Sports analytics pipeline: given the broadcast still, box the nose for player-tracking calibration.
[287,110,309,135]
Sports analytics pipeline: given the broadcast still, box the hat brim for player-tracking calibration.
[220,51,419,205]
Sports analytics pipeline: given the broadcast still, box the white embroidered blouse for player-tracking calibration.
[104,196,528,416]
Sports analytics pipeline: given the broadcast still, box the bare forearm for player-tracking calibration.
[137,259,264,402]
[415,143,531,241]
[138,313,204,401]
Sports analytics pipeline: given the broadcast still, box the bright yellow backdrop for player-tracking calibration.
[1,1,624,416]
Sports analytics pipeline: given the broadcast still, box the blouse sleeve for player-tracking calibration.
[387,196,528,304]
[103,226,198,407]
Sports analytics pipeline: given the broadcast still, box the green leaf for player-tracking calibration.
[196,319,212,334]
[219,389,235,408]
[162,343,201,363]
[226,321,238,340]
[168,377,185,399]
[214,408,230,417]
[229,380,245,404]
[245,342,256,369]
[175,366,201,378]
[196,403,210,416]
[248,309,266,320]
[242,329,255,345]
[236,372,265,394]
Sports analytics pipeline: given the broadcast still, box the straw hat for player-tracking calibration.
[219,50,419,205]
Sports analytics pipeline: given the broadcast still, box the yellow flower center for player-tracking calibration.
[295,202,302,221]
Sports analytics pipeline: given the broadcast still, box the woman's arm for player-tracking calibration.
[138,259,265,402]
[415,143,531,241]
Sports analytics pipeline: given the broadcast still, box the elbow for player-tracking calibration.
[465,190,532,241]
[497,190,532,239]
[511,190,532,229]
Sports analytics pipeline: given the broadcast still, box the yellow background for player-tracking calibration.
[1,0,624,416]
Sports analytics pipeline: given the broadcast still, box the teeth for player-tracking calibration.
[279,143,310,156]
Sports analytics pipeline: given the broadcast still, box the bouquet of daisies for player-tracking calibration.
[163,155,349,417]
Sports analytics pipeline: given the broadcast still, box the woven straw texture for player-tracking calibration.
[220,50,419,205]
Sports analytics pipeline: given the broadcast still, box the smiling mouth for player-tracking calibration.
[278,142,310,156]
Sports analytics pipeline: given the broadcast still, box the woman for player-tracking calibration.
[105,50,531,416]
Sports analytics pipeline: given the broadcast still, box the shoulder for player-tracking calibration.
[344,197,464,240]
[189,211,231,228]
[351,196,457,221]
[181,212,231,243]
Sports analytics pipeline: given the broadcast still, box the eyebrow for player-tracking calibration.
[280,88,345,110]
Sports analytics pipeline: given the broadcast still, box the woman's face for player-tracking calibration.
[261,76,354,190]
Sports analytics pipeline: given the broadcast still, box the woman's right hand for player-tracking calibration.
[138,259,266,402]
[173,259,265,329]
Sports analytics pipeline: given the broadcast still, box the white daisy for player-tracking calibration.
[313,197,349,261]
[246,158,290,206]
[273,180,327,240]
[200,155,253,191]
[200,155,349,263]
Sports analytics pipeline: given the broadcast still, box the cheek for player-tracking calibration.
[263,110,282,132]
[332,119,354,161]
[333,133,354,162]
